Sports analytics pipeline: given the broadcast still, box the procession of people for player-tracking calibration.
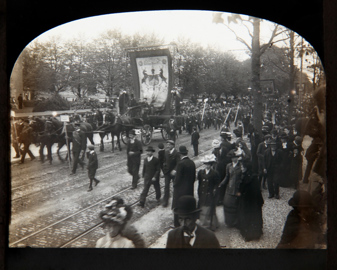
[11,85,326,249]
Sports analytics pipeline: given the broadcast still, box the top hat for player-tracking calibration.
[173,196,201,216]
[178,145,188,155]
[288,190,315,208]
[166,140,175,145]
[145,146,155,152]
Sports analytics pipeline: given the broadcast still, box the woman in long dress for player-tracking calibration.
[96,197,145,248]
[219,149,243,227]
[238,160,264,241]
[197,154,220,231]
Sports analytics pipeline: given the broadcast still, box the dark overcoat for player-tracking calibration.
[172,157,196,209]
[166,225,220,248]
[162,149,180,175]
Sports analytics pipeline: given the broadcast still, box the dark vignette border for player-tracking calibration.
[1,0,336,269]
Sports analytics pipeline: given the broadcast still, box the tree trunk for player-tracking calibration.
[251,18,262,138]
[288,30,295,125]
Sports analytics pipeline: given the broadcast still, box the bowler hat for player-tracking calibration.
[166,140,175,145]
[129,129,136,135]
[145,146,155,152]
[288,190,315,208]
[173,196,201,216]
[178,145,188,155]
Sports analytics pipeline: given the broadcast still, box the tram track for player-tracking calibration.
[10,129,222,247]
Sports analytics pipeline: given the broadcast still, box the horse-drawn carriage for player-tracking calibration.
[118,104,184,146]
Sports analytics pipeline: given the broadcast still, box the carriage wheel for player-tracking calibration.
[141,125,152,145]
[161,128,169,140]
[121,131,128,145]
[161,129,178,141]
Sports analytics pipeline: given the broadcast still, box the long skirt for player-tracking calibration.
[199,206,219,231]
[223,194,240,227]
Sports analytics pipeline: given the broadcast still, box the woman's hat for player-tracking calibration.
[100,198,132,225]
[212,139,221,149]
[288,190,315,208]
[173,196,201,216]
[145,146,155,152]
[166,140,175,145]
[178,145,188,155]
[201,154,217,164]
[227,149,242,158]
[88,145,95,150]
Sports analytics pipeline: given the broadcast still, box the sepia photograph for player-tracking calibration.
[4,3,332,269]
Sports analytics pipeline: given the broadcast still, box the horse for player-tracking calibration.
[30,117,63,164]
[94,113,133,152]
[42,118,94,162]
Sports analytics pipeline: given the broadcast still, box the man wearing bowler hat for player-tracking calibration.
[162,140,180,207]
[172,145,196,227]
[166,195,220,248]
[127,129,143,189]
[138,146,161,207]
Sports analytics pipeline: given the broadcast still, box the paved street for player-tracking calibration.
[9,125,313,249]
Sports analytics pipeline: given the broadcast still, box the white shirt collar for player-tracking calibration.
[169,148,175,154]
[183,225,198,246]
[147,156,153,161]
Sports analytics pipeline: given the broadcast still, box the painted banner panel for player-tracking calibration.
[127,47,174,114]
[136,56,169,110]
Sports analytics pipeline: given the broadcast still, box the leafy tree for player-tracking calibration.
[213,13,286,136]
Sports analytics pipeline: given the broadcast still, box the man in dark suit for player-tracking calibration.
[70,123,86,175]
[139,146,161,207]
[162,140,180,207]
[191,126,200,156]
[256,134,271,189]
[166,196,220,248]
[86,144,99,192]
[18,119,35,164]
[263,140,283,199]
[127,129,143,189]
[172,146,196,227]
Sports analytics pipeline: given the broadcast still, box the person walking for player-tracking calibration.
[237,160,264,241]
[126,129,143,189]
[17,94,23,109]
[18,119,35,164]
[263,140,283,199]
[157,142,165,176]
[70,123,86,175]
[96,197,145,248]
[166,196,220,248]
[219,149,243,228]
[162,140,180,207]
[197,154,220,231]
[216,131,235,205]
[86,145,100,192]
[172,146,196,227]
[191,126,200,156]
[256,134,271,189]
[138,146,161,207]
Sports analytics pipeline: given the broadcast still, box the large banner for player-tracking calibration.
[127,46,173,114]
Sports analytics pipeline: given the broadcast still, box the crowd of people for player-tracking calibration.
[11,86,327,249]
[92,86,327,249]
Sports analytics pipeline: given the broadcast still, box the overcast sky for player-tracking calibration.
[33,10,290,61]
